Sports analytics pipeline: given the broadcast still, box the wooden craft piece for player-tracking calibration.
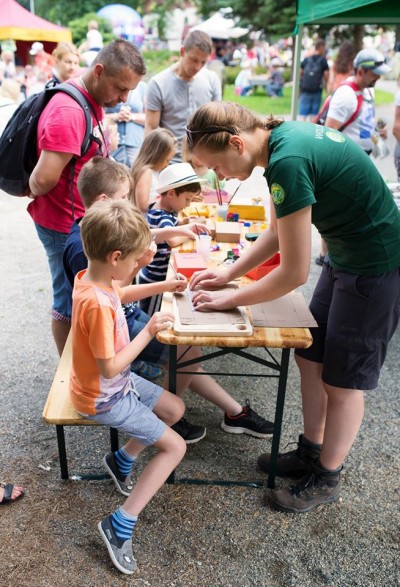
[215,221,241,243]
[249,292,318,328]
[173,287,253,336]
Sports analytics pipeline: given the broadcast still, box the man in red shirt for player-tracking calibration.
[28,39,146,355]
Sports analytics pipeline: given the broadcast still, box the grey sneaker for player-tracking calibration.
[98,515,137,575]
[272,462,341,513]
[102,452,133,497]
[257,434,322,478]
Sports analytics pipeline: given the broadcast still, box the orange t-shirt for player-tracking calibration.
[70,270,131,415]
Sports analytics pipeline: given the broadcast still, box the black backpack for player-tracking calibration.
[0,82,100,196]
[300,55,325,93]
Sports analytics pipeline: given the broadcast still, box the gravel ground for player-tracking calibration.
[1,99,399,586]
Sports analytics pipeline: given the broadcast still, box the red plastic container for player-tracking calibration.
[172,252,207,279]
[245,253,280,281]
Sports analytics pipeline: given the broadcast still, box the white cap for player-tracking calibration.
[353,49,391,75]
[30,42,44,56]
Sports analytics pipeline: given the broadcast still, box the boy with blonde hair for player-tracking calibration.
[67,158,273,445]
[71,199,186,575]
[63,156,205,381]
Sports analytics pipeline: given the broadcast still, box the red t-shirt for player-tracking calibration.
[28,82,106,234]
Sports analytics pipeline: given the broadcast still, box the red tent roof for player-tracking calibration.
[0,0,71,42]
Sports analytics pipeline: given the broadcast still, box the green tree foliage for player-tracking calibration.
[197,0,297,38]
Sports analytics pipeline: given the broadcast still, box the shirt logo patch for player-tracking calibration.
[271,183,285,205]
[325,130,345,143]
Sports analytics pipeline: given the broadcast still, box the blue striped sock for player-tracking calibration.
[114,447,136,477]
[111,507,137,542]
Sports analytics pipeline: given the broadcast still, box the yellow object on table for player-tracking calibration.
[228,203,265,220]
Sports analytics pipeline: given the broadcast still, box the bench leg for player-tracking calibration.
[267,348,290,489]
[56,425,69,480]
[110,427,119,452]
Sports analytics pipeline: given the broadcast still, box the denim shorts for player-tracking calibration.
[299,91,322,116]
[127,308,169,366]
[35,223,70,322]
[83,373,165,446]
[295,262,400,390]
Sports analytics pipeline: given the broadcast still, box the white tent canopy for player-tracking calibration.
[191,12,248,40]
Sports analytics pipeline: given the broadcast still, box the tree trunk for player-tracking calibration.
[353,25,365,53]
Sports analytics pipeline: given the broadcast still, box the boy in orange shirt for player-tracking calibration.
[70,199,187,575]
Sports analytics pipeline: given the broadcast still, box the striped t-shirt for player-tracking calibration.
[139,207,178,283]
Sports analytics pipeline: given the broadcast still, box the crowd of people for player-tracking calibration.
[1,28,400,578]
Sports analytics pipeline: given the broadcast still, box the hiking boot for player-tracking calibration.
[221,400,274,438]
[272,461,341,513]
[103,452,134,497]
[98,515,137,575]
[171,417,206,444]
[257,434,322,478]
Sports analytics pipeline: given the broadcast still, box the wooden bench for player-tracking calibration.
[42,334,119,480]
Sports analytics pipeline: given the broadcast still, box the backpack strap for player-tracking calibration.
[336,80,364,131]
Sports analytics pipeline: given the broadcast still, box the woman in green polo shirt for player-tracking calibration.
[186,101,400,514]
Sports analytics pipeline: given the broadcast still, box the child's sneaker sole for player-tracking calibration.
[221,421,273,438]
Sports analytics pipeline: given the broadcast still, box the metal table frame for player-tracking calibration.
[166,344,291,489]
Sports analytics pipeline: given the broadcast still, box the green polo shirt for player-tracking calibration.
[265,121,400,275]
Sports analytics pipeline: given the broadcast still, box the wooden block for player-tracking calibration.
[215,221,241,243]
[172,252,207,278]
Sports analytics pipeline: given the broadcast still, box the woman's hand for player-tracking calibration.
[190,269,229,291]
[144,312,174,336]
[191,289,235,312]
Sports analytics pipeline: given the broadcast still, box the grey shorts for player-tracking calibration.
[83,373,165,446]
[295,261,400,390]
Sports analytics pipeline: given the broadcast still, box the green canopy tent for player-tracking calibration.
[291,0,400,119]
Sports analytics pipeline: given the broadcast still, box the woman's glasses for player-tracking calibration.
[185,126,236,147]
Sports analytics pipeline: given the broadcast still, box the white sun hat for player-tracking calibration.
[156,162,207,194]
[29,42,44,56]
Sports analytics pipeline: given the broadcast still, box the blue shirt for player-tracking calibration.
[63,219,141,320]
[105,81,147,148]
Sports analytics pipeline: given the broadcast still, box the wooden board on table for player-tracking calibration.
[172,286,253,337]
[249,292,318,328]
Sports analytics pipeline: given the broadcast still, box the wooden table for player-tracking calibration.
[157,235,312,489]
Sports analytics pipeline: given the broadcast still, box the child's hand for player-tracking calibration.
[137,241,157,269]
[188,222,210,236]
[191,192,205,203]
[145,312,174,336]
[166,276,187,293]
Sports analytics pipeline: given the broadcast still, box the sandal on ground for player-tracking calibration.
[0,482,25,505]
